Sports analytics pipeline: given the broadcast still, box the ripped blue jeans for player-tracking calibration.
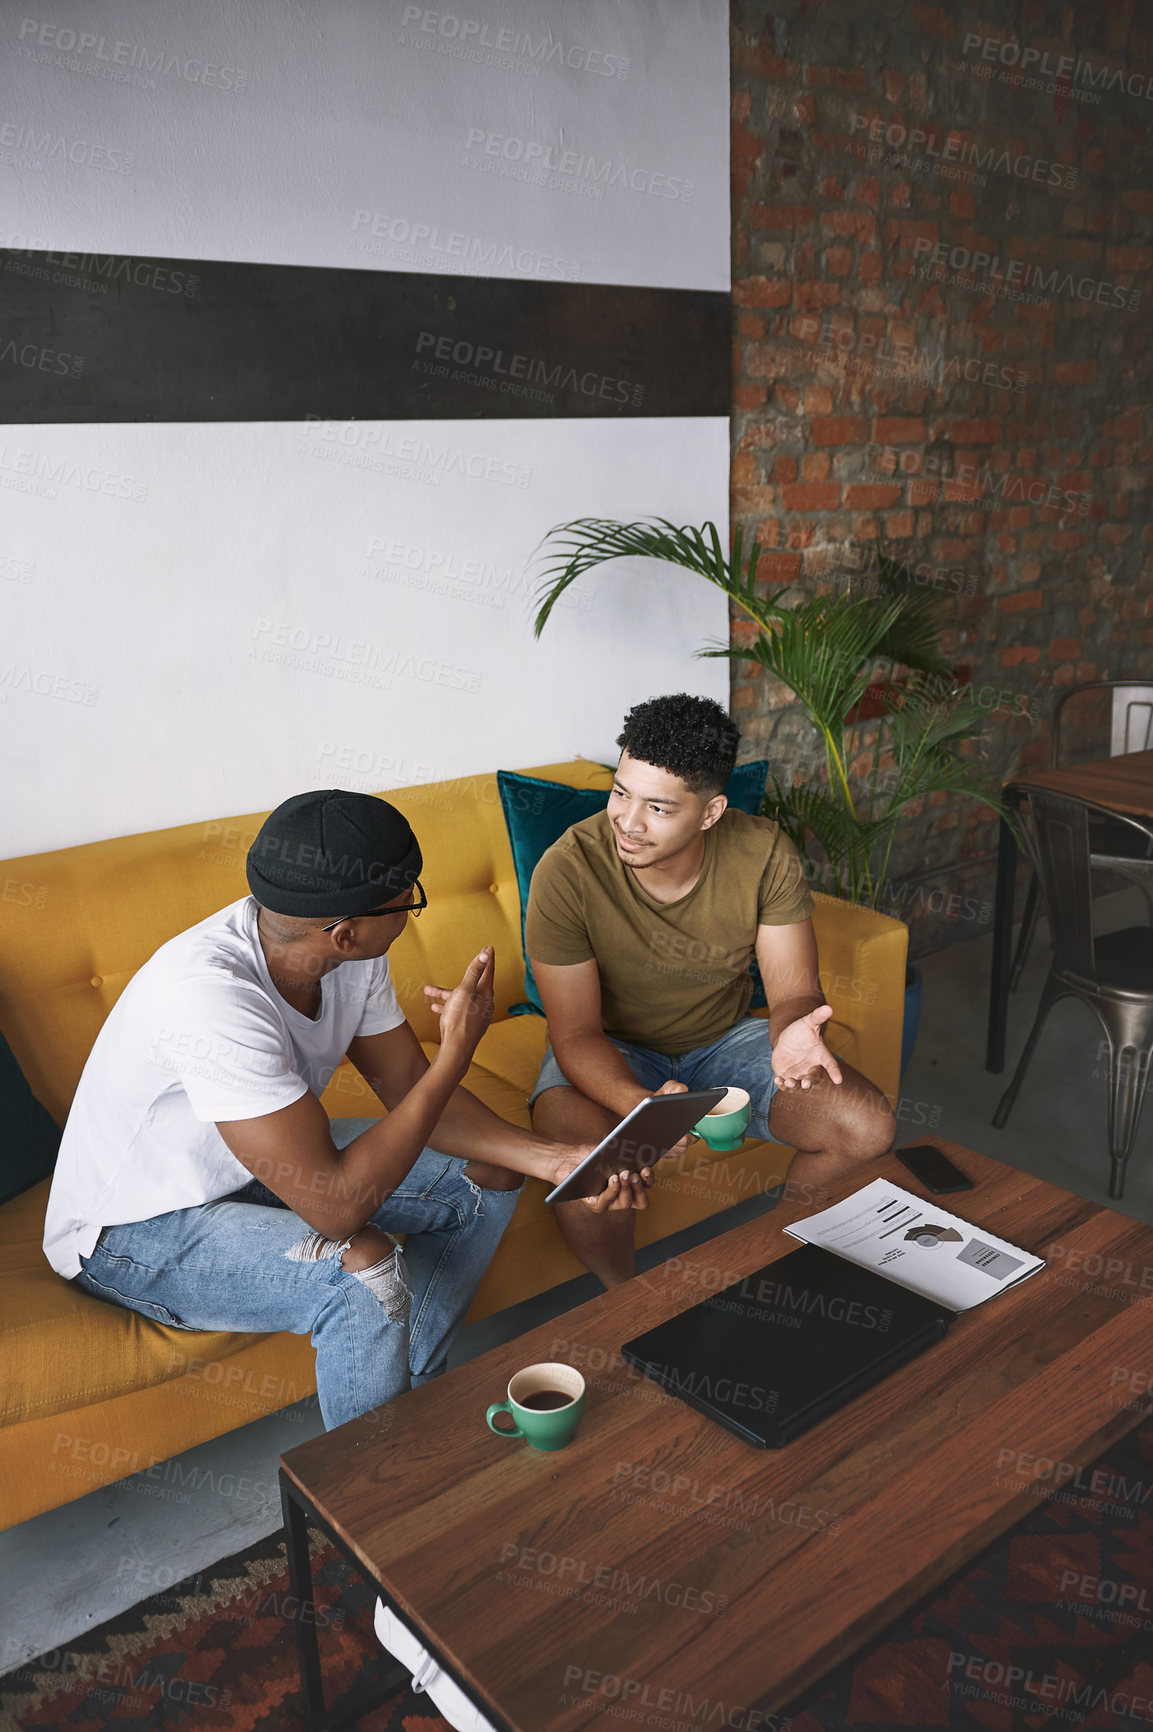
[73,1120,520,1431]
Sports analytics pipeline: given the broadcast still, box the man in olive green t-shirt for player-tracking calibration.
[526,693,897,1288]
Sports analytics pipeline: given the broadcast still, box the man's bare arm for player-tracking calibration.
[347,1017,652,1215]
[347,1021,563,1181]
[531,957,653,1117]
[756,919,842,1088]
[756,918,824,1036]
[215,951,495,1238]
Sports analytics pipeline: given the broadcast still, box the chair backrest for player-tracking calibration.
[1022,786,1153,981]
[1112,685,1153,755]
[1053,678,1153,768]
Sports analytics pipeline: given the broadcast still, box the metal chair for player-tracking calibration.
[993,787,1153,1199]
[1009,679,1153,990]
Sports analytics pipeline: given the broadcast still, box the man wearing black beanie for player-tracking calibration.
[45,790,646,1432]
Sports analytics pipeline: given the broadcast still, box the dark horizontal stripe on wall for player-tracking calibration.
[0,250,729,422]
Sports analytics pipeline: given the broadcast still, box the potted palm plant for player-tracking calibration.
[531,517,1012,1071]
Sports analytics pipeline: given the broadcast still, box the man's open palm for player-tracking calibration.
[772,1004,843,1089]
[424,948,495,1066]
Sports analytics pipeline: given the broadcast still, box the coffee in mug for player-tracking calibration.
[486,1361,586,1451]
[694,1086,752,1152]
[707,1087,750,1117]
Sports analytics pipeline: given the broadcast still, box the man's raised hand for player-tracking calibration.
[425,948,495,1068]
[771,1003,843,1090]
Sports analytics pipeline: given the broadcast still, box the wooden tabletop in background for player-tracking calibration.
[1007,748,1153,820]
[282,1142,1153,1730]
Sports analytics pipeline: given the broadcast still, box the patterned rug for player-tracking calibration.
[3,1416,1152,1732]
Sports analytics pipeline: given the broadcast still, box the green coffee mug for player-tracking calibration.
[486,1362,586,1452]
[693,1086,752,1153]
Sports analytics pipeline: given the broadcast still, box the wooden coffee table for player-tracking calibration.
[279,1140,1153,1731]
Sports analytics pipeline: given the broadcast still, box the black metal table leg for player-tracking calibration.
[277,1466,518,1731]
[987,815,1018,1073]
[279,1469,413,1732]
[280,1469,329,1732]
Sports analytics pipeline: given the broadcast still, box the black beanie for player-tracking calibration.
[246,790,423,917]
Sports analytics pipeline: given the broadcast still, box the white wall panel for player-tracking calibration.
[1,0,730,857]
[1,417,729,855]
[3,0,728,290]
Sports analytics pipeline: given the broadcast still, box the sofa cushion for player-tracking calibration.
[0,1026,62,1207]
[497,761,771,1015]
[0,1179,287,1429]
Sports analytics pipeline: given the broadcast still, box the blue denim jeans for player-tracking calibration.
[529,1014,787,1143]
[73,1120,520,1431]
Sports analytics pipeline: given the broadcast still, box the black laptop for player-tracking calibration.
[621,1243,956,1448]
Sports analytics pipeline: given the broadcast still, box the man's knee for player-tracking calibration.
[780,1072,896,1161]
[529,1084,574,1126]
[340,1225,396,1272]
[463,1159,524,1193]
[342,1227,411,1324]
[532,1083,618,1143]
[287,1222,397,1273]
[839,1080,897,1160]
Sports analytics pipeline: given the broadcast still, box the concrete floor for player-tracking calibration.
[3,890,1150,1682]
[903,885,1153,1221]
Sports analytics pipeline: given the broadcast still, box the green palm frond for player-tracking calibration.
[894,755,1003,810]
[532,518,782,638]
[884,682,993,762]
[727,590,906,734]
[872,555,954,675]
[705,586,916,817]
[530,516,1026,909]
[768,778,890,860]
[768,776,895,902]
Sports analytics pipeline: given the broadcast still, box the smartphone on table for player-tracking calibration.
[896,1143,974,1195]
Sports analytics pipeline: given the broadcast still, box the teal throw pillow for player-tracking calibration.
[0,1026,62,1206]
[498,761,770,1016]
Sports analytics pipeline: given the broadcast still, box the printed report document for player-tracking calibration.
[784,1178,1045,1311]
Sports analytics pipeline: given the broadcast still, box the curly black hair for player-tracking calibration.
[616,694,740,797]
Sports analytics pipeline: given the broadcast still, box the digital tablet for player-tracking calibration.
[544,1088,727,1205]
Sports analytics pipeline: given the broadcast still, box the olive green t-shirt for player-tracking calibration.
[525,808,814,1055]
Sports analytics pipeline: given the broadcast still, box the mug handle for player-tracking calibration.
[487,1400,523,1439]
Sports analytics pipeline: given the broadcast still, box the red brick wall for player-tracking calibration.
[729,0,1153,954]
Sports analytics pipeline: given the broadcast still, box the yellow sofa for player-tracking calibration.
[0,759,907,1529]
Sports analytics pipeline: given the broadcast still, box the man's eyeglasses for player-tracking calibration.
[321,880,427,932]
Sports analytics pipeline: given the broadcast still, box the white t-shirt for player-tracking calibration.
[43,897,406,1279]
